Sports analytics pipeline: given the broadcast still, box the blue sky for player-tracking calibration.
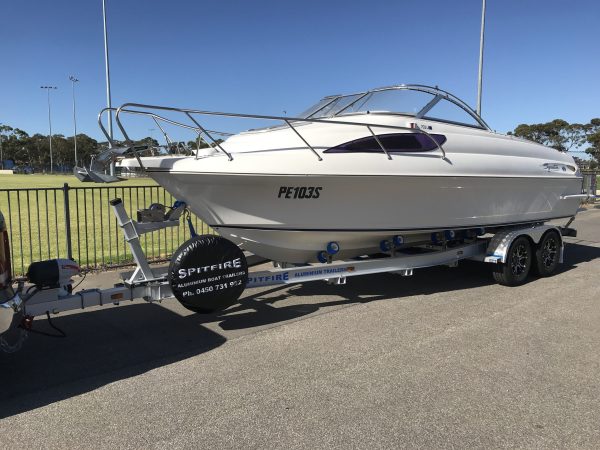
[1,0,599,145]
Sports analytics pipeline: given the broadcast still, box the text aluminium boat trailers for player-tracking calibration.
[0,199,579,353]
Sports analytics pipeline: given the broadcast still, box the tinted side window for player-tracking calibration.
[324,133,446,153]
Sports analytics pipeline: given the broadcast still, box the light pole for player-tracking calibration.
[69,76,79,167]
[476,0,487,116]
[102,0,115,175]
[40,86,57,174]
[148,129,156,155]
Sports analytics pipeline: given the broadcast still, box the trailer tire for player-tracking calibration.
[168,235,248,313]
[492,236,532,286]
[533,230,561,277]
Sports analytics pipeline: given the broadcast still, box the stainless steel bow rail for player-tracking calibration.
[93,102,447,172]
[2,193,575,354]
[80,83,499,180]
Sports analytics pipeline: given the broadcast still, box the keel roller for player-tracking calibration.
[393,235,405,246]
[444,230,456,240]
[326,241,340,255]
[317,251,330,264]
[379,240,393,252]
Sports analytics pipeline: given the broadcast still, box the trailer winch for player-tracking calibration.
[27,259,80,296]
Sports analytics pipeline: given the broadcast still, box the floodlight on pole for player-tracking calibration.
[69,76,79,167]
[40,86,58,174]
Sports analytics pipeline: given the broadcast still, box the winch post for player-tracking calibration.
[110,198,155,284]
[110,198,184,284]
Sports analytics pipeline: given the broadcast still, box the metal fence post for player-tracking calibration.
[63,183,73,260]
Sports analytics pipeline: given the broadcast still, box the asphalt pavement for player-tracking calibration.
[1,207,599,449]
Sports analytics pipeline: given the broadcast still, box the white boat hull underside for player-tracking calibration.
[147,170,581,263]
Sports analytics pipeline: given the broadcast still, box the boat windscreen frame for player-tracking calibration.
[299,95,341,120]
[306,92,371,119]
[304,85,490,131]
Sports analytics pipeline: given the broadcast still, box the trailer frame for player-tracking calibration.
[1,197,574,352]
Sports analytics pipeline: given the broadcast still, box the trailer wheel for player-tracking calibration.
[492,236,532,286]
[168,235,248,313]
[534,230,561,277]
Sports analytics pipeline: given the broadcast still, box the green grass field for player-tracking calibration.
[0,174,154,189]
[0,174,212,276]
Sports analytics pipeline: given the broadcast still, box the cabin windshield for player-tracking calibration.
[296,96,338,119]
[297,86,486,129]
[337,90,436,117]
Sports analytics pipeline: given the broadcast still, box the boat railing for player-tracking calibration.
[97,103,448,167]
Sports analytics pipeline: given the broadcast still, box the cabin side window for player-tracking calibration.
[323,133,446,154]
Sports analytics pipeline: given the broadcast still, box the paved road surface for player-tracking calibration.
[1,207,599,448]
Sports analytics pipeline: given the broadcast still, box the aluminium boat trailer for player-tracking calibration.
[1,197,577,353]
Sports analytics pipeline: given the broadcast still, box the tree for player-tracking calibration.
[73,134,100,168]
[510,119,587,152]
[187,137,210,149]
[134,136,158,147]
[0,122,103,171]
[584,118,600,166]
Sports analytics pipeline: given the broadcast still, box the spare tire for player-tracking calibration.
[168,235,248,313]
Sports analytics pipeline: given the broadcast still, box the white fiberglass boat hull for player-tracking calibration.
[146,169,581,263]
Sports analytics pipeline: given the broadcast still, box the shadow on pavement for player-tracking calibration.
[207,241,600,331]
[559,242,600,270]
[1,242,598,419]
[0,304,226,419]
[212,259,494,330]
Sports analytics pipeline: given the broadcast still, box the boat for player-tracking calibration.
[94,84,583,263]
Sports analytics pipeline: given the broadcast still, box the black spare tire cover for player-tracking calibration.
[168,235,248,313]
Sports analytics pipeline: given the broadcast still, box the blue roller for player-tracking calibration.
[476,227,486,236]
[431,232,440,244]
[393,235,404,246]
[326,241,340,255]
[444,230,456,240]
[317,251,329,263]
[379,240,392,252]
